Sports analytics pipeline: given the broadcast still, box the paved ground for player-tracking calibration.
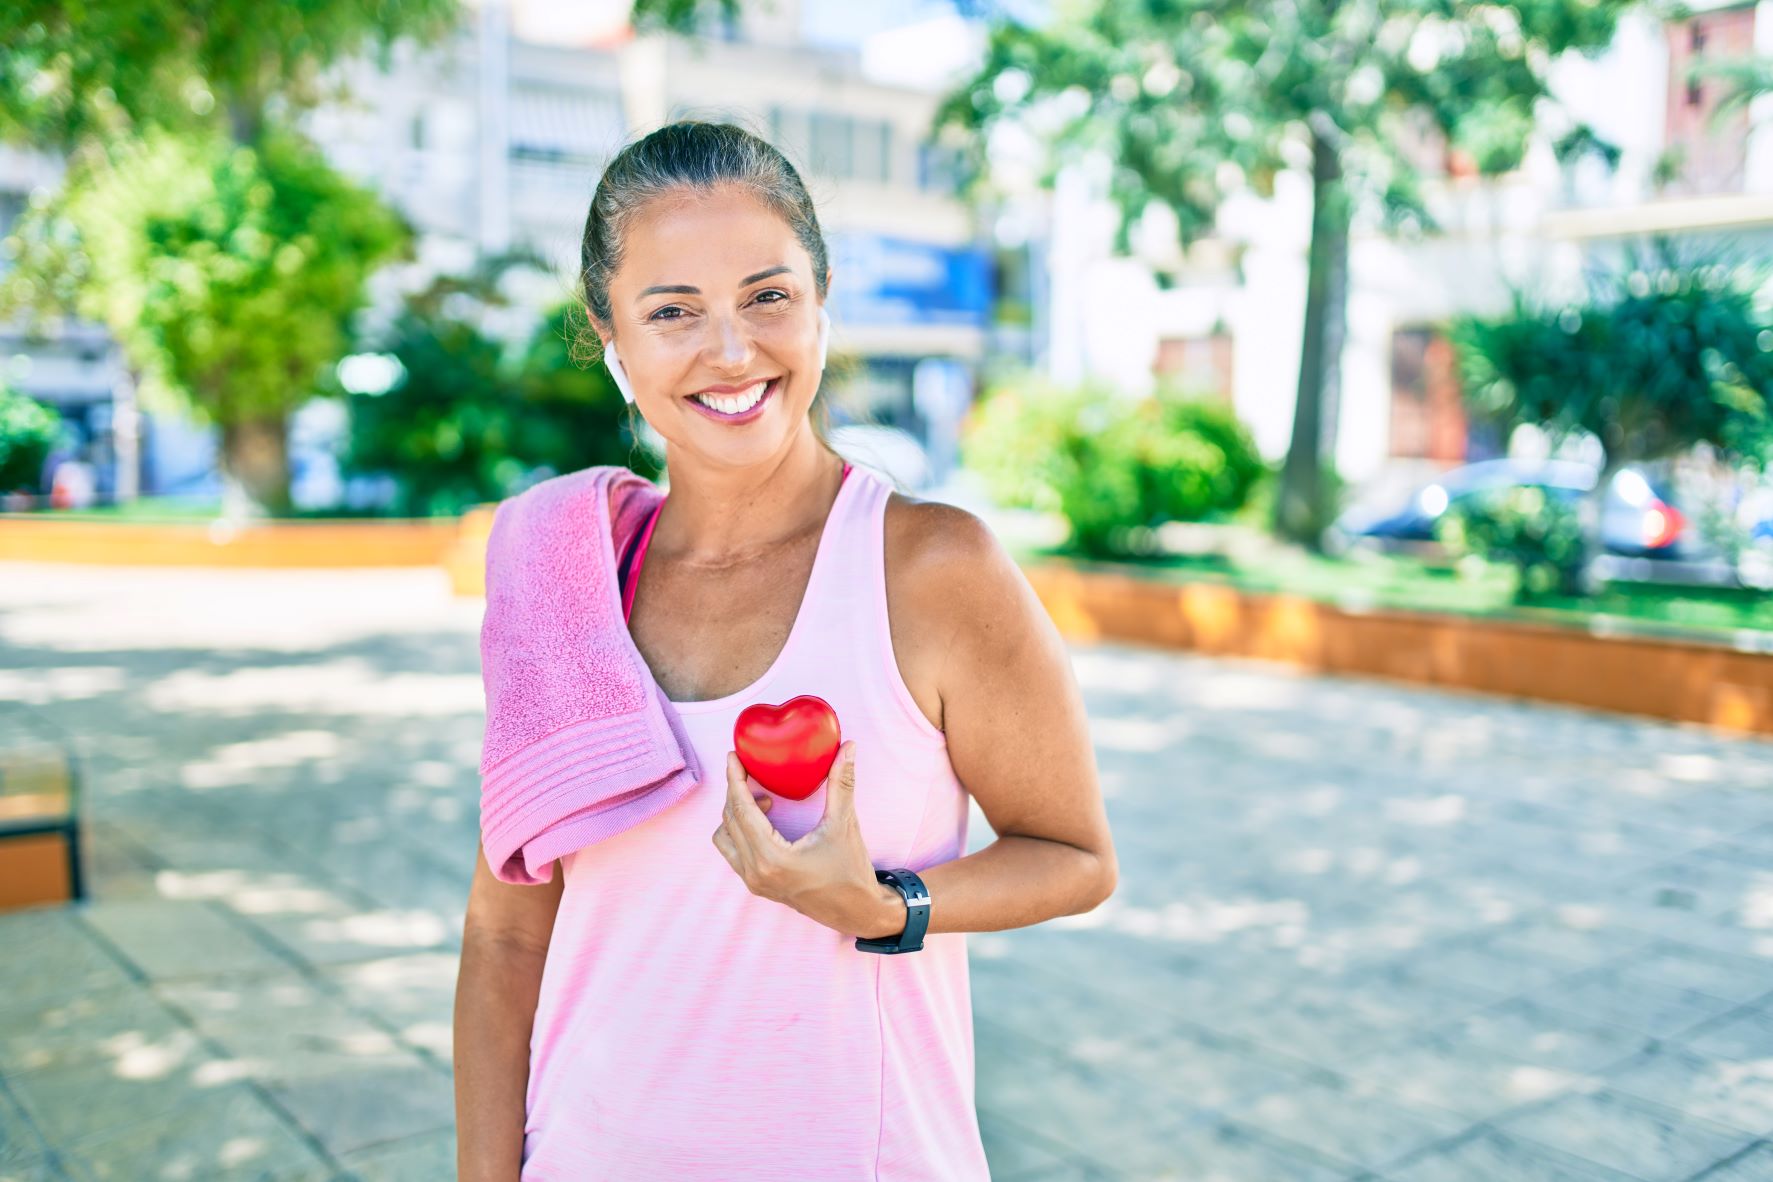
[1,562,1771,1181]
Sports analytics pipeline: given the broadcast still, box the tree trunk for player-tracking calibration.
[219,413,292,516]
[1273,122,1351,549]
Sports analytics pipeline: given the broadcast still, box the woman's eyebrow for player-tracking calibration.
[637,265,793,299]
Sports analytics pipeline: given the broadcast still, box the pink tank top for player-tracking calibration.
[522,461,990,1181]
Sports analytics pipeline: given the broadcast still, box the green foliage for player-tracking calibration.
[0,0,460,147]
[961,376,1263,558]
[629,0,742,37]
[343,274,654,517]
[1451,245,1773,470]
[933,0,1633,545]
[935,1,1633,250]
[1436,484,1587,602]
[1,125,411,429]
[0,383,62,493]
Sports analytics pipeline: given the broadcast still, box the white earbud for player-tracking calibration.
[603,307,829,406]
[602,340,637,405]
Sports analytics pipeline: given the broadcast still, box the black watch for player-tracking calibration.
[854,868,930,954]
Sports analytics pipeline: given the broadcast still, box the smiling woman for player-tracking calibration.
[454,120,1117,1182]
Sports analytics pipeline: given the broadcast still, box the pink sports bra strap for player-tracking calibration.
[623,462,851,626]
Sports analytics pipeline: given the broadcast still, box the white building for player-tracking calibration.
[310,0,992,481]
[1037,0,1773,504]
[0,0,995,501]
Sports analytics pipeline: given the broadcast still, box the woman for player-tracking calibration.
[454,120,1117,1181]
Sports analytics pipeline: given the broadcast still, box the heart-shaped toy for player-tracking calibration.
[733,694,841,801]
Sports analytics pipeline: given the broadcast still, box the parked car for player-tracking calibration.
[1326,458,1696,565]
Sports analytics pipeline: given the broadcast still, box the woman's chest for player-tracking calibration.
[669,707,953,861]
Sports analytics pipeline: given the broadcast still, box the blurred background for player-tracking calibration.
[3,1,1773,1180]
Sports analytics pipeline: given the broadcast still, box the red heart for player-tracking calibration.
[733,695,841,801]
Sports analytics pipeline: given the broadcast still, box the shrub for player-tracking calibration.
[961,375,1264,558]
[0,384,61,494]
[343,282,644,517]
[1435,484,1586,600]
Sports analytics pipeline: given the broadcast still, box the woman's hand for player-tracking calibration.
[711,740,894,937]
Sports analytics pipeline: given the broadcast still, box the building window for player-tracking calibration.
[1664,6,1755,195]
[1153,333,1234,399]
[1389,327,1468,462]
[809,112,853,179]
[917,141,965,194]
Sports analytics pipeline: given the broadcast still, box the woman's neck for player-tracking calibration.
[653,441,846,568]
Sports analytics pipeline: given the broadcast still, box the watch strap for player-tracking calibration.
[855,867,930,954]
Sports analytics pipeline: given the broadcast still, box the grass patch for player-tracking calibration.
[1010,537,1773,641]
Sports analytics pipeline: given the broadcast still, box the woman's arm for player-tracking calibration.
[454,847,565,1181]
[859,503,1118,938]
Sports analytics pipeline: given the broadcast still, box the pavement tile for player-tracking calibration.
[76,899,290,982]
[1600,1044,1773,1138]
[1605,940,1773,1007]
[1686,1141,1773,1181]
[0,1085,56,1170]
[1337,1032,1599,1124]
[1376,1125,1642,1181]
[0,985,202,1080]
[6,1057,243,1150]
[0,911,136,1010]
[1123,1118,1354,1181]
[974,1013,1207,1175]
[1489,1086,1756,1181]
[257,1064,453,1161]
[1408,931,1593,998]
[53,1081,331,1182]
[976,1108,1085,1180]
[316,953,458,1065]
[1683,1003,1773,1064]
[333,1126,455,1182]
[1213,1070,1470,1175]
[1519,963,1744,1042]
[1423,998,1650,1075]
[153,971,428,1085]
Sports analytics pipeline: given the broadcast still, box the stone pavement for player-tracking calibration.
[1,561,1771,1181]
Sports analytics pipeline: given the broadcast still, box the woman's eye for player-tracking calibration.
[755,289,789,304]
[648,306,683,321]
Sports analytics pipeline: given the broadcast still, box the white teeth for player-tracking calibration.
[693,380,769,415]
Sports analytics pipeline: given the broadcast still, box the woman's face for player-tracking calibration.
[600,184,828,467]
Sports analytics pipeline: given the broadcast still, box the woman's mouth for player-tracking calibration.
[688,377,779,422]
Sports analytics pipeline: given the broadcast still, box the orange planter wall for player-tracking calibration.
[1019,560,1773,738]
[0,516,462,568]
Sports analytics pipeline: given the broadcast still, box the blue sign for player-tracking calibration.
[826,232,991,329]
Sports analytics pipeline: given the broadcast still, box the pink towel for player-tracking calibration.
[477,464,703,885]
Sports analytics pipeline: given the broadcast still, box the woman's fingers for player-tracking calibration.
[723,751,772,839]
[816,741,857,827]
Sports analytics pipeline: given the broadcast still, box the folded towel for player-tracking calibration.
[477,464,703,885]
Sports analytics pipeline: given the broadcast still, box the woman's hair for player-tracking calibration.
[577,119,846,461]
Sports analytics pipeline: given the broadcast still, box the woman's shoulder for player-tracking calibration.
[882,489,1025,636]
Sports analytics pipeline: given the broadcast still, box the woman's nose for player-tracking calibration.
[704,313,755,369]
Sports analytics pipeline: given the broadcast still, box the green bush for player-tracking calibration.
[0,384,61,494]
[1435,484,1586,601]
[344,280,648,517]
[961,376,1264,558]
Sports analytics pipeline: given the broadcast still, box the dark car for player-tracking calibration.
[1327,459,1690,561]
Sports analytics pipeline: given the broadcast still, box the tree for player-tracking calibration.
[1452,243,1773,583]
[929,0,1635,548]
[0,381,62,496]
[0,0,458,511]
[3,127,411,513]
[0,0,458,149]
[344,259,655,517]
